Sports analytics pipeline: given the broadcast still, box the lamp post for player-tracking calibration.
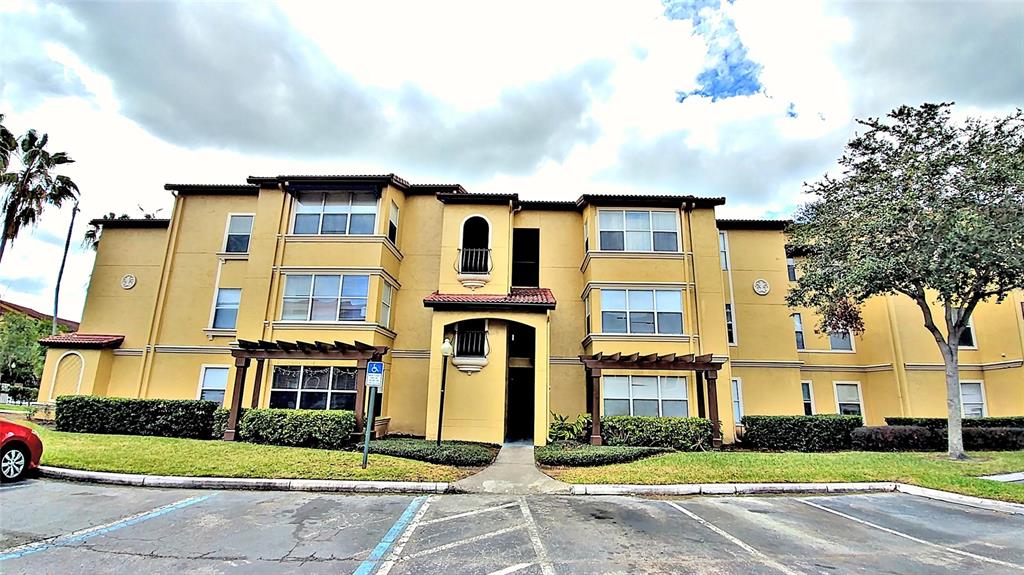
[436,337,453,447]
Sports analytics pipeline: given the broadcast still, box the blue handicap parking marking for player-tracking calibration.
[368,361,384,374]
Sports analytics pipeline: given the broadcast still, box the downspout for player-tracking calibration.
[885,295,912,416]
[683,201,703,356]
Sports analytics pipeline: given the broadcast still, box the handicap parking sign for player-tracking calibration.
[366,361,384,389]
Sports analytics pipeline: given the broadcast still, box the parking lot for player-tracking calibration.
[1,479,1022,574]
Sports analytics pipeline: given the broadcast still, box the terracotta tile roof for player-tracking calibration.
[38,333,125,349]
[0,300,80,331]
[423,288,556,311]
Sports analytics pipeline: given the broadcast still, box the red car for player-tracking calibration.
[1,419,43,482]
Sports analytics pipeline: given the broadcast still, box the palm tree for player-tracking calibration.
[0,128,79,265]
[53,200,80,335]
[82,209,159,251]
[0,114,16,174]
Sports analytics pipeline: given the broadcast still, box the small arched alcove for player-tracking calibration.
[457,216,492,288]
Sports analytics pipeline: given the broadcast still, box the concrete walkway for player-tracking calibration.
[454,441,570,495]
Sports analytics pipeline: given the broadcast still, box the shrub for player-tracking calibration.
[884,416,1024,429]
[535,442,670,466]
[367,439,498,466]
[55,395,218,439]
[238,409,356,450]
[548,412,591,443]
[211,407,242,439]
[853,425,1024,451]
[601,416,711,451]
[8,385,38,403]
[741,415,862,452]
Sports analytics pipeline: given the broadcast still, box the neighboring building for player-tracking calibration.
[36,175,1024,445]
[1,300,80,332]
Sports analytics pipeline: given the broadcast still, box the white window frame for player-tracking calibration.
[833,381,864,418]
[792,313,805,350]
[731,377,744,426]
[584,294,592,333]
[959,380,987,418]
[725,303,736,345]
[291,191,379,236]
[603,375,689,417]
[380,282,394,329]
[583,219,590,252]
[210,287,241,329]
[801,380,815,415]
[958,316,979,350]
[596,209,680,253]
[268,365,359,410]
[786,257,797,281]
[281,273,370,322]
[719,231,730,270]
[222,213,255,254]
[828,329,856,353]
[196,365,229,404]
[387,201,400,244]
[600,289,685,335]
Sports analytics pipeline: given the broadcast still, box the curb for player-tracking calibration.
[894,483,1024,515]
[39,466,452,494]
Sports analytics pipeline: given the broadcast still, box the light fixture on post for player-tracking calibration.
[437,337,453,447]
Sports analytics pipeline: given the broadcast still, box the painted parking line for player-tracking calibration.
[487,562,535,575]
[353,495,428,575]
[0,494,213,562]
[419,501,518,526]
[665,501,805,575]
[402,524,525,560]
[798,498,1024,572]
[517,498,556,575]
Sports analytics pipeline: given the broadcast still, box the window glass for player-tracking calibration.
[282,274,369,321]
[213,288,241,329]
[731,378,743,423]
[199,367,228,404]
[835,383,862,415]
[601,290,627,310]
[269,366,362,411]
[655,290,682,311]
[829,331,853,351]
[603,375,688,417]
[601,288,684,335]
[661,377,686,399]
[388,202,399,243]
[296,192,322,212]
[598,210,677,252]
[340,275,369,320]
[801,382,814,415]
[602,311,628,334]
[380,283,393,329]
[311,275,341,320]
[651,212,676,231]
[292,191,378,235]
[719,231,729,269]
[598,210,623,229]
[961,383,984,417]
[604,376,629,398]
[725,303,735,344]
[786,257,797,281]
[225,215,253,253]
[628,290,654,310]
[959,325,975,347]
[792,313,805,349]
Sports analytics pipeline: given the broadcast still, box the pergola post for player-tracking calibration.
[695,370,706,418]
[355,358,368,431]
[250,358,265,409]
[223,356,250,441]
[705,369,722,447]
[589,367,602,445]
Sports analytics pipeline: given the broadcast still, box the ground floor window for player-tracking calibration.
[801,381,814,415]
[960,382,986,418]
[198,366,228,404]
[603,375,687,417]
[269,365,357,410]
[834,382,863,416]
[731,378,743,424]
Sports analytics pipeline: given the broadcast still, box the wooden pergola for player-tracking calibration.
[579,352,728,447]
[223,339,388,440]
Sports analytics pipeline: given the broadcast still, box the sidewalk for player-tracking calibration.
[454,441,570,495]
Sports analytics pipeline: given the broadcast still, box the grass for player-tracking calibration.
[15,419,474,482]
[0,404,34,413]
[545,450,1024,504]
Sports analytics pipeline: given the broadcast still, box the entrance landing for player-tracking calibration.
[455,442,570,495]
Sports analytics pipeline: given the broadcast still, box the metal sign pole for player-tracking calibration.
[361,386,376,469]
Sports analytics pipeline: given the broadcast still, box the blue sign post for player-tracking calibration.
[362,362,384,468]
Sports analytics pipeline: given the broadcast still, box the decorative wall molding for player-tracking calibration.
[581,281,694,301]
[581,251,688,272]
[391,349,431,359]
[274,265,401,287]
[270,321,397,339]
[583,333,693,347]
[731,359,803,369]
[282,234,404,261]
[111,348,144,357]
[153,345,233,355]
[799,363,892,373]
[905,359,1023,372]
[550,357,584,365]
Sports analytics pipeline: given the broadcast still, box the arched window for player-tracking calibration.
[460,216,490,274]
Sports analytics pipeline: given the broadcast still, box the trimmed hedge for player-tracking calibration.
[740,415,863,452]
[367,439,498,466]
[211,407,241,439]
[853,426,1024,451]
[55,395,218,439]
[535,441,671,466]
[601,416,712,451]
[238,409,356,450]
[884,416,1024,429]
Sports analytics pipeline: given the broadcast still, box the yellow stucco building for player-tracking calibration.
[37,175,1024,445]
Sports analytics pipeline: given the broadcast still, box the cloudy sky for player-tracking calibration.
[1,0,1022,321]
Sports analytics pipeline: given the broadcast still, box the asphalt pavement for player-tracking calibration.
[1,478,1022,574]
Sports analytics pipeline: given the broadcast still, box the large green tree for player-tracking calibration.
[0,313,55,386]
[0,120,79,264]
[788,103,1024,460]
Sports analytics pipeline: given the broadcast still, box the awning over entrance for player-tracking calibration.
[423,288,556,312]
[223,339,388,440]
[578,352,728,447]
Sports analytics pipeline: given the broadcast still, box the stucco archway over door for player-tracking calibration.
[50,352,84,400]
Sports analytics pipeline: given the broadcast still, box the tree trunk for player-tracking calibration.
[53,203,78,335]
[0,234,6,265]
[939,340,966,459]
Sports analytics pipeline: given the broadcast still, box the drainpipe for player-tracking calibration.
[885,295,912,416]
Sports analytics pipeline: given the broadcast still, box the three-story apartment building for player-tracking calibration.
[37,175,1024,445]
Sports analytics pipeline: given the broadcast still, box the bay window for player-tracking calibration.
[604,375,688,417]
[269,366,357,410]
[598,210,678,252]
[601,289,684,335]
[293,191,377,235]
[282,274,369,321]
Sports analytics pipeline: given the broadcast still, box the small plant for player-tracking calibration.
[548,412,590,442]
[535,442,671,466]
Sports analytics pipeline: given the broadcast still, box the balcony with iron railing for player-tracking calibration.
[455,247,492,289]
[452,329,488,374]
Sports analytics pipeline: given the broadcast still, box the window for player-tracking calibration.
[583,220,589,252]
[212,288,241,329]
[281,274,369,321]
[380,283,393,329]
[388,201,399,244]
[829,331,854,351]
[786,257,797,281]
[835,383,862,416]
[801,381,814,415]
[198,366,228,404]
[725,303,736,344]
[958,321,976,348]
[224,215,253,253]
[455,319,487,356]
[585,295,592,333]
[792,313,805,350]
[292,191,377,235]
[719,231,729,270]
[603,375,687,417]
[597,210,678,252]
[731,378,743,424]
[960,382,985,418]
[269,365,357,410]
[601,289,683,335]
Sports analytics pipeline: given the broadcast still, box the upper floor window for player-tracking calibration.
[719,231,730,270]
[459,216,491,274]
[455,319,488,357]
[388,201,399,244]
[212,288,240,329]
[598,210,678,252]
[293,191,376,235]
[792,313,805,350]
[786,257,797,281]
[725,303,736,345]
[585,295,592,333]
[829,331,854,351]
[282,274,369,321]
[604,375,687,417]
[601,289,683,335]
[583,219,589,251]
[960,382,985,417]
[224,215,253,253]
[380,283,394,329]
[958,320,977,348]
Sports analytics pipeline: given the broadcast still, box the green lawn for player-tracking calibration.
[545,450,1024,503]
[18,420,473,482]
[0,404,34,413]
